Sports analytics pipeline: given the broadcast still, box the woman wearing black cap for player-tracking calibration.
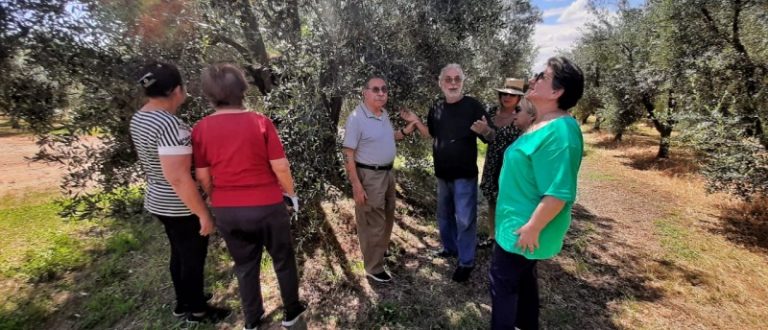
[129,61,229,324]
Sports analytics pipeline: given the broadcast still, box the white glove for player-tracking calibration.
[283,193,299,214]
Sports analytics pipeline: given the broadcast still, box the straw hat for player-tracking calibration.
[493,78,527,95]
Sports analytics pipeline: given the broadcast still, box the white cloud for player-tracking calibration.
[542,7,567,19]
[532,0,595,71]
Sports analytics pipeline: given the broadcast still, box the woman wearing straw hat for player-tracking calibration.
[474,78,527,249]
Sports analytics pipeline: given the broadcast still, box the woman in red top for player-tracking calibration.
[192,64,305,330]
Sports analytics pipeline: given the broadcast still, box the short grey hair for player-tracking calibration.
[438,63,465,82]
[519,97,536,117]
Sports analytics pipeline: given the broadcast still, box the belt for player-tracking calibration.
[355,162,393,171]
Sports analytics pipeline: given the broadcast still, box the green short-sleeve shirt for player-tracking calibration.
[495,116,583,259]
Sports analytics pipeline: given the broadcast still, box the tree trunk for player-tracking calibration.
[657,126,672,158]
[641,92,676,159]
[235,0,274,94]
[702,2,765,147]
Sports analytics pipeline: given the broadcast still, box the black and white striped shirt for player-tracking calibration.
[130,110,193,217]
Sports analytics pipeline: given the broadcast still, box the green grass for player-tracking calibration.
[583,171,617,182]
[78,288,138,329]
[0,189,193,330]
[370,301,408,326]
[18,233,89,282]
[444,302,486,329]
[654,216,701,261]
[0,192,92,279]
[0,192,97,329]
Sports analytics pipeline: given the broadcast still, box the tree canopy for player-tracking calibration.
[0,0,541,224]
[570,0,768,199]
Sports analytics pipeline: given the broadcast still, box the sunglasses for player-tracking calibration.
[443,75,462,84]
[366,86,388,94]
[499,92,518,98]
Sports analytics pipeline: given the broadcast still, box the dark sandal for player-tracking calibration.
[478,238,495,249]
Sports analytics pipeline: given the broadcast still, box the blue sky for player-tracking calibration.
[530,0,644,70]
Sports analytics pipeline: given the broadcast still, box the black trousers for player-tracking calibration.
[155,214,210,312]
[213,203,300,325]
[489,242,540,330]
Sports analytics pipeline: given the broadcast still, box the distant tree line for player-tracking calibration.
[569,0,768,200]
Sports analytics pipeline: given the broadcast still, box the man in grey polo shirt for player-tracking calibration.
[342,76,414,282]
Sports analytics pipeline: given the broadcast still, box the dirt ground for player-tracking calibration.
[0,135,64,196]
[3,127,768,329]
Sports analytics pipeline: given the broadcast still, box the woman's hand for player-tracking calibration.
[515,222,541,253]
[283,193,300,214]
[198,213,215,236]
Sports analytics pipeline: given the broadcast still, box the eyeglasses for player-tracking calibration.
[534,71,552,82]
[366,86,388,94]
[443,75,462,84]
[499,92,517,98]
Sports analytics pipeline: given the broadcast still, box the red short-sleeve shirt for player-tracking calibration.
[192,112,286,207]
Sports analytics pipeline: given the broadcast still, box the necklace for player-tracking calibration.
[525,109,569,133]
[213,108,247,115]
[536,110,568,122]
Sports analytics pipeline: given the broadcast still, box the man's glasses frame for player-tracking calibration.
[442,76,463,85]
[366,86,388,94]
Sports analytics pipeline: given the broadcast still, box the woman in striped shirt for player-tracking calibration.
[129,62,229,324]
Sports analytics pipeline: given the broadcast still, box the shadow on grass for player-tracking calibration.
[613,149,700,178]
[1,216,198,330]
[395,167,437,219]
[538,203,671,329]
[290,199,367,326]
[0,119,31,138]
[0,129,30,138]
[709,198,768,255]
[589,130,659,151]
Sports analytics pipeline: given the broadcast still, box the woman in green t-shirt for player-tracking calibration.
[489,57,585,329]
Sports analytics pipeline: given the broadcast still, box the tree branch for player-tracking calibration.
[700,7,727,44]
[209,35,255,63]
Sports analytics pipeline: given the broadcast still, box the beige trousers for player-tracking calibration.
[355,167,396,274]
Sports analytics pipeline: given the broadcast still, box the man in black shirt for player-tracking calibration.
[403,63,494,282]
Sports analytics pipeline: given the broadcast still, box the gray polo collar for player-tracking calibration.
[359,103,388,121]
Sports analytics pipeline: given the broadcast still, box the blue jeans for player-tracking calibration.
[436,177,478,267]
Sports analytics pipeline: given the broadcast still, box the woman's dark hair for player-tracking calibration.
[547,56,584,111]
[497,92,521,103]
[201,63,248,108]
[137,61,183,97]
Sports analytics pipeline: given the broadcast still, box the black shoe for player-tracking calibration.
[282,302,307,327]
[433,249,458,258]
[478,238,495,249]
[452,266,474,283]
[186,305,231,324]
[172,293,214,317]
[243,313,266,330]
[366,271,392,283]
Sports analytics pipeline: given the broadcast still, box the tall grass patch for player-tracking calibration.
[654,215,701,261]
[0,194,94,280]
